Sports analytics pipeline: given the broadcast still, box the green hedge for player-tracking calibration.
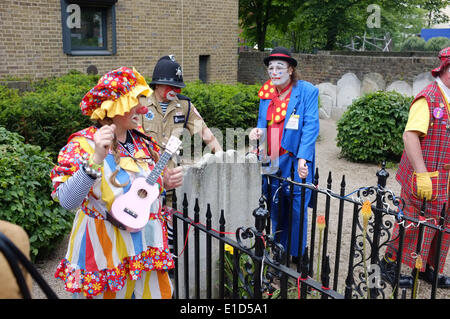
[0,73,261,160]
[400,36,426,52]
[0,70,98,160]
[336,91,413,164]
[400,36,450,52]
[424,37,450,52]
[182,81,261,132]
[0,126,73,261]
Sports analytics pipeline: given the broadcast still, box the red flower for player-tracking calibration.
[317,215,326,231]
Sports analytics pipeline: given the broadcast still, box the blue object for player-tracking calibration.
[257,80,320,257]
[420,28,450,41]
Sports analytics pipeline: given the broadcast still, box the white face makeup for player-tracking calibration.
[267,60,291,86]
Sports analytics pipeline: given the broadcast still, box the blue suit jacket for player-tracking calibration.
[257,80,320,165]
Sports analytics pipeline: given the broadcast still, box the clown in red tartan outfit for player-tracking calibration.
[385,47,450,289]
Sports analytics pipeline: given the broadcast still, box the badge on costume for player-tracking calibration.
[286,114,299,130]
[433,107,444,119]
[174,115,186,124]
[145,109,155,121]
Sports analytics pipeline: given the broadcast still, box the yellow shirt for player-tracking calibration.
[404,97,429,136]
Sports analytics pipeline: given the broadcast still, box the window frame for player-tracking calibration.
[60,0,117,56]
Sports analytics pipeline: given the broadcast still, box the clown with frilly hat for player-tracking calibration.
[51,67,183,299]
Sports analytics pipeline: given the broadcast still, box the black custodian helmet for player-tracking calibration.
[150,55,186,88]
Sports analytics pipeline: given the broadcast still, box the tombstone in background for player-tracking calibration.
[173,150,262,298]
[412,72,434,96]
[361,72,386,95]
[316,82,336,119]
[386,80,413,96]
[335,73,361,120]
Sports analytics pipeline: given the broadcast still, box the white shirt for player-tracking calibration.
[435,76,450,103]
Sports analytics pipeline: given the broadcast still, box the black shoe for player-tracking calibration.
[380,257,414,289]
[418,265,450,289]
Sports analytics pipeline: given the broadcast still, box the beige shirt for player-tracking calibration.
[139,93,207,167]
[0,220,32,298]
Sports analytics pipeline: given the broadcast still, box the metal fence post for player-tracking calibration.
[371,162,389,298]
[253,197,268,299]
[373,162,389,262]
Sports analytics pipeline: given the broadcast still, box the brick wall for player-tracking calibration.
[0,0,238,84]
[238,51,440,86]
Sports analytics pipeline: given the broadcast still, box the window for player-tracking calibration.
[60,0,117,56]
[199,55,210,83]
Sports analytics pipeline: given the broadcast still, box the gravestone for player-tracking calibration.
[361,72,385,94]
[412,72,434,96]
[386,80,413,96]
[337,72,361,108]
[316,82,336,119]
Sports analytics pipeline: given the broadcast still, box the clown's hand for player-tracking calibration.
[297,158,309,179]
[249,128,263,140]
[92,124,116,164]
[163,166,183,190]
[415,171,432,200]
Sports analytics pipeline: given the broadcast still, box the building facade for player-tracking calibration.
[0,0,238,83]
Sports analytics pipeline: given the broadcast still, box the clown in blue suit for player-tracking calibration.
[249,47,320,260]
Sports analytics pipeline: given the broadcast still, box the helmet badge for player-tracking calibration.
[176,66,183,79]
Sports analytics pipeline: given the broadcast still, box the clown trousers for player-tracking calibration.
[262,153,312,258]
[385,189,449,273]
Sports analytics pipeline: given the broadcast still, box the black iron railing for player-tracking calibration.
[171,163,449,299]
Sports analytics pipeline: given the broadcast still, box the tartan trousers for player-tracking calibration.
[385,189,450,273]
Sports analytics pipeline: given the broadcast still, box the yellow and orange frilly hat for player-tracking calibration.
[80,67,152,120]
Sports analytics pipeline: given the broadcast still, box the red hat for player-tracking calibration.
[431,47,450,77]
[80,67,151,120]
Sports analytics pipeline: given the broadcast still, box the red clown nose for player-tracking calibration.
[136,106,148,114]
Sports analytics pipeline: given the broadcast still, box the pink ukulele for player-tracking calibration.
[110,136,182,232]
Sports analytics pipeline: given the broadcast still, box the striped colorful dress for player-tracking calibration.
[50,126,174,299]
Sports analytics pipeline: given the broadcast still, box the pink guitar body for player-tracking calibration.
[109,135,182,232]
[111,177,159,233]
[110,177,160,232]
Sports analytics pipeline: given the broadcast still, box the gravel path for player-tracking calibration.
[31,118,449,299]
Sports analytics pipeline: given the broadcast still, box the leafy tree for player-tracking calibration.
[239,0,297,51]
[241,0,449,52]
[419,0,450,27]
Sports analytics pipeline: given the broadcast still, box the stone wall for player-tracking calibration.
[239,51,440,120]
[238,51,439,86]
[0,0,238,84]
